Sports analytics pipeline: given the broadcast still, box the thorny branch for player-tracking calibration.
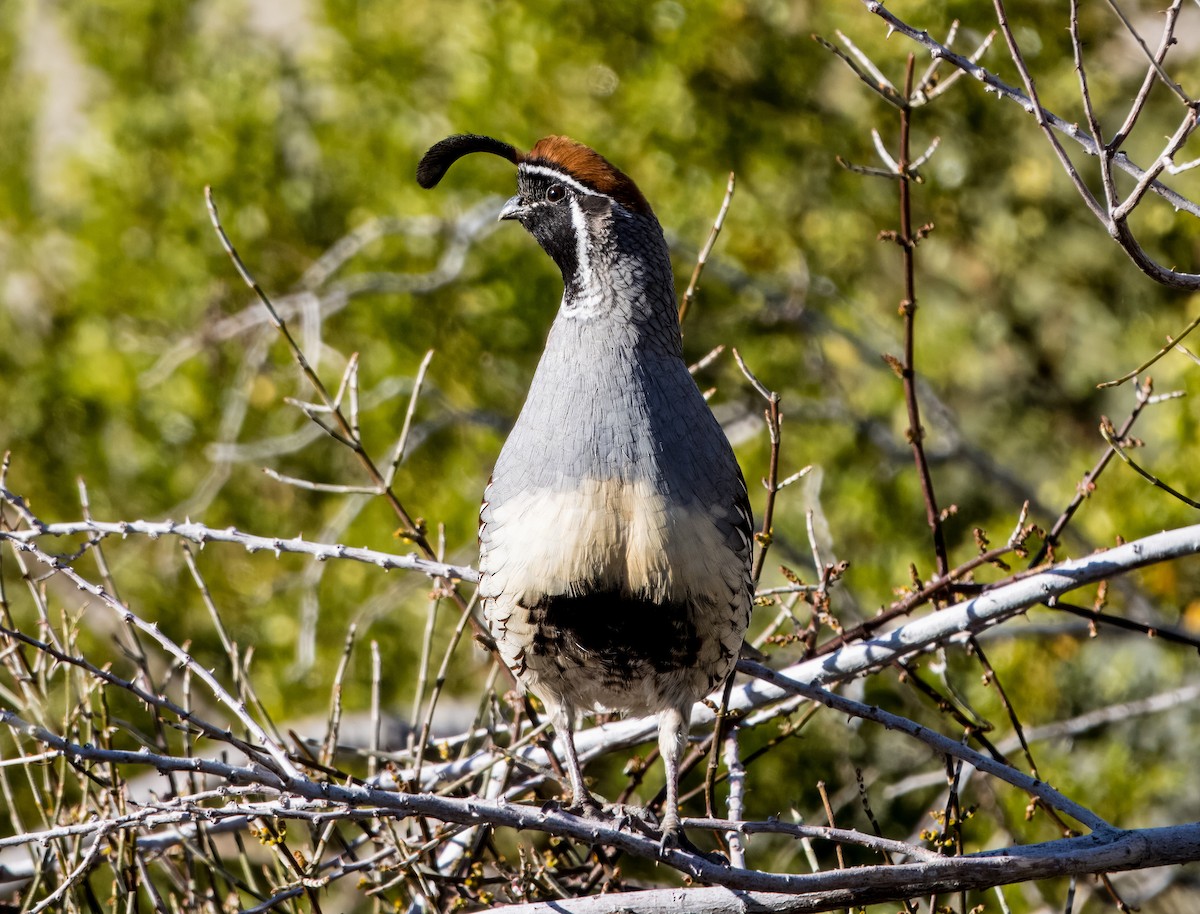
[205,189,431,552]
[4,12,1200,907]
[0,511,480,582]
[860,1,1200,216]
[678,172,736,327]
[894,55,949,578]
[864,0,1200,309]
[489,824,1200,914]
[5,448,1200,908]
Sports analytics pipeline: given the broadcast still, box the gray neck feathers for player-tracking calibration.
[489,206,713,495]
[563,209,683,360]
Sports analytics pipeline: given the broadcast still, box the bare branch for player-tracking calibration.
[482,823,1200,913]
[858,2,1200,219]
[1109,0,1183,149]
[678,172,736,326]
[1098,310,1200,388]
[411,523,1200,790]
[992,0,1107,223]
[1,537,301,781]
[384,348,436,487]
[1099,417,1200,509]
[737,660,1109,832]
[0,511,478,583]
[1101,0,1188,104]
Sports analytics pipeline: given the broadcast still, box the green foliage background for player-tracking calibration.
[2,0,1200,908]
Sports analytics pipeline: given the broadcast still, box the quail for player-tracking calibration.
[417,134,753,844]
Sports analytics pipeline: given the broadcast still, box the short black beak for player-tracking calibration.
[498,195,525,222]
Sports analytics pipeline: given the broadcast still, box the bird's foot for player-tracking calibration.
[541,795,602,818]
[604,803,658,836]
[657,818,729,865]
[561,793,605,820]
[658,813,682,854]
[553,796,665,839]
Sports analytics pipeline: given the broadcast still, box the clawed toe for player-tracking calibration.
[553,797,665,837]
[657,822,728,864]
[546,796,727,865]
[544,793,605,820]
[605,803,658,835]
[658,824,680,854]
[563,796,604,819]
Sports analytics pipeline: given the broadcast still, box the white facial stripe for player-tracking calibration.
[519,163,605,200]
[567,196,590,282]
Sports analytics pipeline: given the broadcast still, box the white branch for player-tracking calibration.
[2,719,1197,902]
[410,524,1200,788]
[737,661,1109,832]
[492,820,1200,913]
[859,1,1200,220]
[0,513,478,583]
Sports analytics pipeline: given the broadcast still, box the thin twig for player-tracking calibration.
[812,32,904,108]
[1031,380,1153,565]
[1101,0,1188,103]
[1048,600,1200,650]
[890,56,949,578]
[1099,417,1200,509]
[704,673,738,820]
[321,624,358,767]
[970,638,1040,779]
[385,349,436,487]
[1109,0,1183,149]
[411,579,443,747]
[204,188,500,670]
[261,470,379,494]
[0,511,479,582]
[413,592,480,784]
[678,172,736,326]
[817,781,846,871]
[860,1,1200,219]
[732,349,782,583]
[737,661,1111,833]
[1,534,300,781]
[369,640,382,781]
[1070,0,1116,212]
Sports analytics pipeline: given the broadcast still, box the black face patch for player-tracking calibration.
[512,172,580,283]
[511,171,614,292]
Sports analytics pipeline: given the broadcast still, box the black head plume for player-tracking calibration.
[416,134,521,188]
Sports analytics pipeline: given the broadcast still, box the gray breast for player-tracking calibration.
[477,313,753,712]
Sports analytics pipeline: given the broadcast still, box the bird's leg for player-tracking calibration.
[657,704,688,849]
[552,703,599,814]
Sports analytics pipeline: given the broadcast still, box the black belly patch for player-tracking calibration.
[528,589,702,677]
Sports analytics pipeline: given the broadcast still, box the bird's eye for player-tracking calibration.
[545,184,566,203]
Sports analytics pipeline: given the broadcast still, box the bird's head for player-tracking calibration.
[417,134,661,296]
